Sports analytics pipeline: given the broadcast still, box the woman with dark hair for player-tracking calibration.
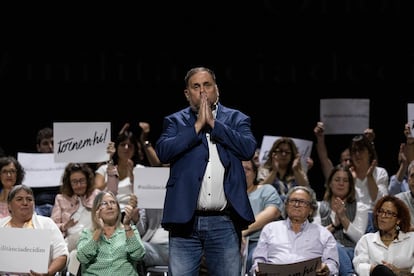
[51,162,100,251]
[257,137,309,201]
[353,195,414,276]
[349,134,389,233]
[0,156,25,218]
[242,159,283,275]
[94,126,142,224]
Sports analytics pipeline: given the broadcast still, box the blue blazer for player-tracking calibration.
[155,103,257,231]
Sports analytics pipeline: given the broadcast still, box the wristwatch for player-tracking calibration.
[144,141,152,148]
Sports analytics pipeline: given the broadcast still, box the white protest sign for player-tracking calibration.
[320,98,370,134]
[134,167,169,209]
[0,228,51,274]
[407,103,414,136]
[17,153,67,188]
[258,135,313,172]
[53,122,111,163]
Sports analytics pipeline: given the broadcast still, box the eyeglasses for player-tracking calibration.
[287,198,311,207]
[377,209,397,218]
[1,169,17,176]
[100,200,117,208]
[70,178,87,186]
[274,149,292,155]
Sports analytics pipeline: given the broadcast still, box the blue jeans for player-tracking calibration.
[35,204,53,217]
[337,243,355,276]
[246,240,257,275]
[169,215,241,276]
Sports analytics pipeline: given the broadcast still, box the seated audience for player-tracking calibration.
[0,184,69,275]
[353,195,414,276]
[0,156,25,218]
[313,164,369,276]
[251,186,339,276]
[77,191,145,275]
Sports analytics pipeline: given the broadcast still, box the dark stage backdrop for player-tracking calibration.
[1,1,413,198]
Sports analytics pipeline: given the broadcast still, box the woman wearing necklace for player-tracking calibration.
[353,195,414,276]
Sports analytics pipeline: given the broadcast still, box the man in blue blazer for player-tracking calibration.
[155,66,257,276]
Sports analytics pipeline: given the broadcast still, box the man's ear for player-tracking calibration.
[184,89,190,99]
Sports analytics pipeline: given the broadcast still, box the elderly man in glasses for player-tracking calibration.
[250,186,339,276]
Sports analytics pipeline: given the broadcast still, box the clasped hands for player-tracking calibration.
[195,92,214,132]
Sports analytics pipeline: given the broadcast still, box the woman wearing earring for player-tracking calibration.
[353,195,414,276]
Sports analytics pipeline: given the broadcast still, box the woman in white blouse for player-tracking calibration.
[353,195,414,276]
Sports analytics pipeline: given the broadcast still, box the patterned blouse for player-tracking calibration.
[77,225,145,275]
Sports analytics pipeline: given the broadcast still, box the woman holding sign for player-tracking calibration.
[0,184,69,275]
[94,126,142,224]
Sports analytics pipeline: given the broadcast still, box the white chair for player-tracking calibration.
[67,250,80,276]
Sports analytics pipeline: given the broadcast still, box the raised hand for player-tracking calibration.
[95,208,104,229]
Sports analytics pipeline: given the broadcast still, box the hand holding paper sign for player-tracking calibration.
[257,257,323,276]
[315,262,330,276]
[107,141,116,160]
[404,123,414,146]
[363,128,375,142]
[0,185,68,275]
[314,122,325,137]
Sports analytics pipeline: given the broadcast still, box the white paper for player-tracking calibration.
[258,135,313,172]
[134,167,169,209]
[320,98,370,134]
[0,228,51,274]
[407,103,414,136]
[53,122,111,163]
[18,153,67,188]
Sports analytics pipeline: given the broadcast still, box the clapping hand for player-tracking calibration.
[123,194,138,225]
[95,208,104,229]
